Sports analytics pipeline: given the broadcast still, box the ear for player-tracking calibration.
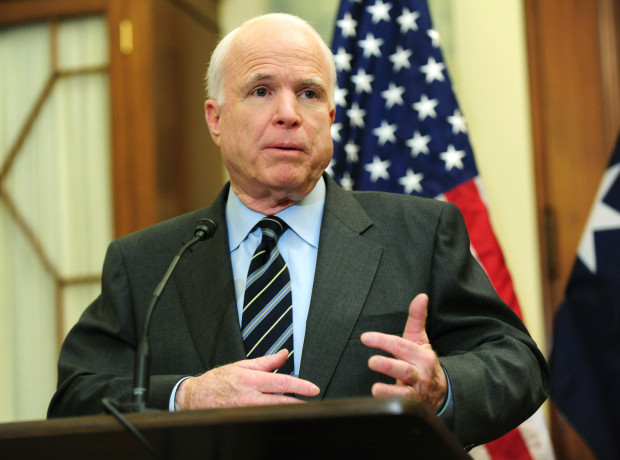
[329,106,336,125]
[205,99,222,146]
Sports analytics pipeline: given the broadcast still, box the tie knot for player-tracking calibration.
[257,216,288,243]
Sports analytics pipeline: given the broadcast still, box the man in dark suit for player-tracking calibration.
[48,13,550,449]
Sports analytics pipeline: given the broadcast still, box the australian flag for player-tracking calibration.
[551,132,620,460]
[329,1,554,458]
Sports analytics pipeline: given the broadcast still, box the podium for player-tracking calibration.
[0,397,470,459]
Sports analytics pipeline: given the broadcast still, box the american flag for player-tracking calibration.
[328,1,554,459]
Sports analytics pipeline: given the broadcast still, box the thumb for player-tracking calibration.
[402,293,430,345]
[239,349,289,372]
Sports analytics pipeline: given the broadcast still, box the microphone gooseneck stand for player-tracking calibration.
[102,218,218,460]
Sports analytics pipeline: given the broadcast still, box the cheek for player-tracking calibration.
[219,117,257,160]
[311,123,335,163]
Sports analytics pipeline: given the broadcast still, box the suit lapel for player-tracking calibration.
[173,185,246,370]
[299,177,383,396]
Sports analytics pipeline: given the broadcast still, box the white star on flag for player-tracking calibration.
[351,69,374,93]
[447,109,467,134]
[397,8,420,33]
[367,0,392,24]
[399,169,424,194]
[334,47,353,72]
[420,56,445,83]
[578,163,620,273]
[359,33,384,57]
[337,12,357,37]
[440,144,466,170]
[412,94,438,120]
[334,87,348,107]
[373,120,398,145]
[406,130,431,157]
[427,29,440,47]
[389,46,412,72]
[364,155,391,182]
[344,141,360,163]
[341,171,355,190]
[381,83,405,108]
[347,102,366,128]
[331,123,342,143]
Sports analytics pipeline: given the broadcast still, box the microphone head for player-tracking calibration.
[194,218,217,240]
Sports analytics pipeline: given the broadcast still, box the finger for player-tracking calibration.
[370,382,415,399]
[253,394,307,405]
[237,351,320,396]
[238,349,289,372]
[237,363,320,397]
[368,354,420,383]
[361,331,422,363]
[258,373,321,397]
[402,293,429,345]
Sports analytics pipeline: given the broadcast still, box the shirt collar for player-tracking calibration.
[226,176,326,251]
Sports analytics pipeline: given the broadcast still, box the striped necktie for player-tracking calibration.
[241,216,294,375]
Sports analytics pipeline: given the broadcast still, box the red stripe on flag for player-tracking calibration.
[444,179,523,320]
[485,427,535,460]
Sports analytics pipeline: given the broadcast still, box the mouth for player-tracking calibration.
[265,143,304,153]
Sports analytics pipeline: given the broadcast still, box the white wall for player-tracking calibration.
[443,0,545,351]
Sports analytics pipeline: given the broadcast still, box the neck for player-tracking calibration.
[230,181,319,215]
[231,187,299,215]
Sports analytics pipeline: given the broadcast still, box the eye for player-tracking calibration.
[301,89,317,99]
[252,87,268,97]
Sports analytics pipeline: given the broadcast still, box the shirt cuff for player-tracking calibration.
[436,365,454,428]
[169,376,191,412]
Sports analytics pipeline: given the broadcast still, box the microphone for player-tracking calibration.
[130,218,217,412]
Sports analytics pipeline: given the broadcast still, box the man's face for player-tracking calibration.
[205,20,335,208]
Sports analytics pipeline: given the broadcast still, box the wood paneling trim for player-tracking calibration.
[0,0,107,25]
[168,0,219,32]
[599,0,620,147]
[523,0,554,340]
[107,0,159,237]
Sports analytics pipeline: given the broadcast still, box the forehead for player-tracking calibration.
[225,21,330,88]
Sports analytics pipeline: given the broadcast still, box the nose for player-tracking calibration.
[273,92,301,128]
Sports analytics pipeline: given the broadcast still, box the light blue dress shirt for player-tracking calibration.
[226,177,325,375]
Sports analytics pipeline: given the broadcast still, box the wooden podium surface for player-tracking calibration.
[0,397,470,459]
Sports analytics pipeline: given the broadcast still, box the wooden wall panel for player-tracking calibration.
[525,0,620,459]
[0,0,107,23]
[526,0,613,331]
[151,0,222,223]
[107,0,160,237]
[107,0,222,236]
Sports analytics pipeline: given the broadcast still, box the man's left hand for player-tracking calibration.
[360,293,447,413]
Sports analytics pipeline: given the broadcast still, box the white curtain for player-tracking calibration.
[0,15,112,422]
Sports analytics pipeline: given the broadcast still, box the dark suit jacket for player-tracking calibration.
[48,175,550,448]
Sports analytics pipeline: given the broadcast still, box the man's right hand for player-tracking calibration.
[174,349,320,410]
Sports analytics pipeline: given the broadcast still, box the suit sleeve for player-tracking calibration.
[47,240,184,417]
[427,202,550,447]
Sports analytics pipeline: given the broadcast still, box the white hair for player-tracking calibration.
[205,13,336,108]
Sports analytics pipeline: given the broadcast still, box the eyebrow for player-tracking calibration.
[300,77,327,90]
[245,73,327,91]
[247,73,272,84]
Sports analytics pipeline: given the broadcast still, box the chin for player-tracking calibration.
[267,163,321,190]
